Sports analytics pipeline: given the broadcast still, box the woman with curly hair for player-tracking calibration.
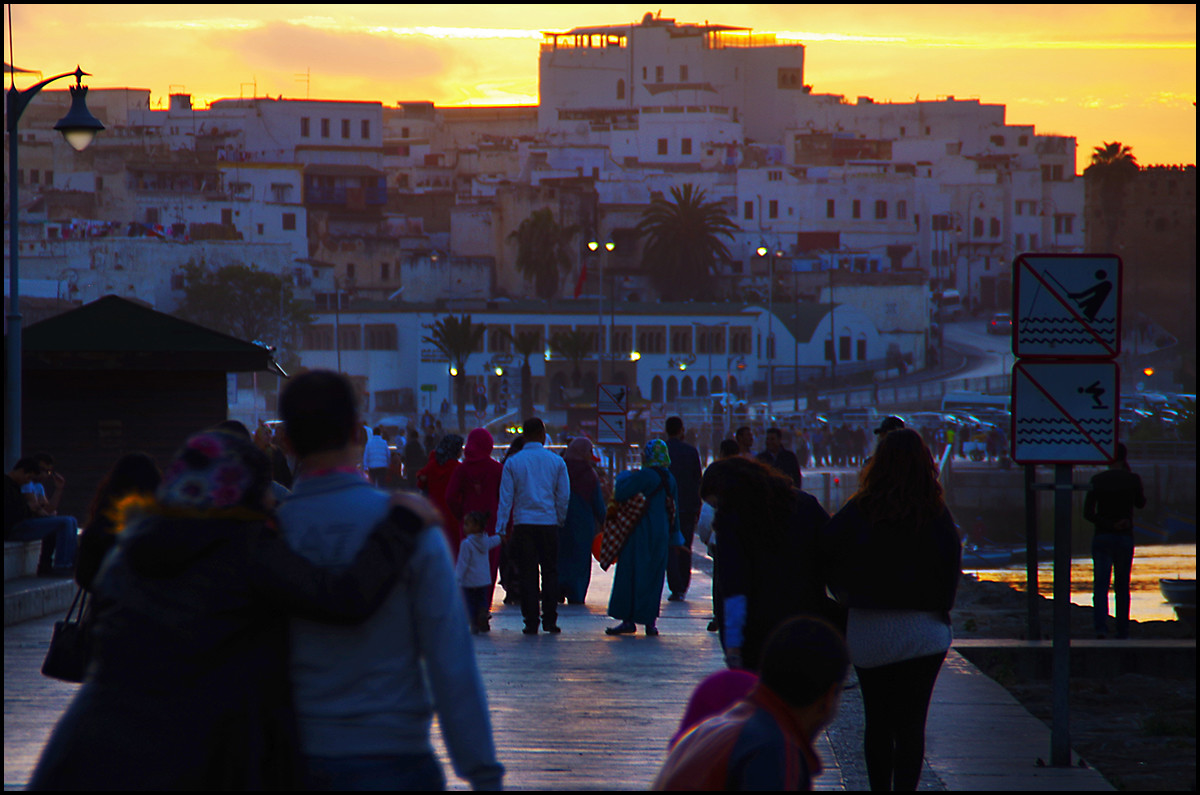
[821,428,962,791]
[700,455,834,672]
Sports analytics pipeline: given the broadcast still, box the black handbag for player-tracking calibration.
[41,587,92,683]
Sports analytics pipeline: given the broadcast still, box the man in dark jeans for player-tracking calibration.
[1084,442,1146,639]
[495,418,570,634]
[4,456,78,576]
[665,417,702,601]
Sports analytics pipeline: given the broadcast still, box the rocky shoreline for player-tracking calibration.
[952,575,1196,791]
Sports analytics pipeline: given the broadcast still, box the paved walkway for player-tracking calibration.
[4,542,1112,791]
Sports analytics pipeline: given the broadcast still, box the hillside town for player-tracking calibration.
[5,12,1193,436]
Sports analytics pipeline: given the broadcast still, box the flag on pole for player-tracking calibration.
[573,264,589,299]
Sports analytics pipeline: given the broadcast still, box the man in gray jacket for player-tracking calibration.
[495,417,570,635]
[277,370,503,790]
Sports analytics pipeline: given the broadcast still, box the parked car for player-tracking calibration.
[986,312,1013,335]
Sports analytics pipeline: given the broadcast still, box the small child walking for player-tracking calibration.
[456,511,502,633]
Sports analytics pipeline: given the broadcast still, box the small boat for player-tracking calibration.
[1160,578,1197,606]
[961,544,1015,569]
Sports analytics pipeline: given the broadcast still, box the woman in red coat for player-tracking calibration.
[416,433,464,561]
[445,428,504,626]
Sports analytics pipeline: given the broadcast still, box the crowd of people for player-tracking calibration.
[5,379,986,791]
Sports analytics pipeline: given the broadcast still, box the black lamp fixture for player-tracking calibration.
[52,67,106,150]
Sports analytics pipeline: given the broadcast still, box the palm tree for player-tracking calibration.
[549,329,595,404]
[509,208,580,300]
[422,314,485,432]
[636,183,740,301]
[1085,141,1139,251]
[498,328,542,421]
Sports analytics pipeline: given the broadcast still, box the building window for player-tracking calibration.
[300,117,310,137]
[380,262,390,281]
[680,64,689,81]
[320,118,330,138]
[657,138,668,155]
[341,119,350,139]
[302,324,335,350]
[616,79,625,100]
[221,208,233,225]
[346,263,356,281]
[338,325,362,351]
[875,200,887,219]
[364,324,398,350]
[897,200,907,220]
[656,65,664,83]
[282,212,296,231]
[840,335,851,361]
[857,337,867,361]
[826,199,835,218]
[681,138,692,155]
[744,201,754,220]
[824,339,834,361]
[768,200,778,219]
[361,119,370,139]
[852,200,861,219]
[990,218,1001,237]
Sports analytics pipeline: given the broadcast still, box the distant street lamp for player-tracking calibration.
[6,66,105,469]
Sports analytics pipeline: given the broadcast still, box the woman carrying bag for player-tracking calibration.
[605,440,683,637]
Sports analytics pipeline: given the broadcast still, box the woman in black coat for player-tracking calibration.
[700,456,835,672]
[822,429,962,791]
[30,430,433,791]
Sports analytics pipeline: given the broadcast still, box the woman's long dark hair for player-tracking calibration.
[852,428,944,529]
[701,456,796,546]
[88,452,162,527]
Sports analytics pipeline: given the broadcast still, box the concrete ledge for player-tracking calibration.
[3,576,77,627]
[954,638,1196,680]
[4,542,42,583]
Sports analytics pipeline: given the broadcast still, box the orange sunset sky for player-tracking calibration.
[6,4,1196,173]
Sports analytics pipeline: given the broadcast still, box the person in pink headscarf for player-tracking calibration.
[445,428,504,628]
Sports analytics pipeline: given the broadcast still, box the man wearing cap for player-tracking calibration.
[869,416,906,462]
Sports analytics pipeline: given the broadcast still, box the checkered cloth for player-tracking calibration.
[594,493,648,571]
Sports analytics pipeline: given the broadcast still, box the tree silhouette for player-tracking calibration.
[422,314,485,432]
[636,183,739,300]
[498,327,542,420]
[1084,141,1139,252]
[509,208,580,300]
[174,261,312,350]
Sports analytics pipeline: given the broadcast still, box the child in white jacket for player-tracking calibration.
[456,511,502,633]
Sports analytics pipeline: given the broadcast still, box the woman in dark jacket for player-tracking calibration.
[30,430,432,791]
[75,452,162,592]
[822,428,962,791]
[701,455,834,672]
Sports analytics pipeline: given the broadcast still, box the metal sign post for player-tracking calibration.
[596,383,628,446]
[1011,252,1122,768]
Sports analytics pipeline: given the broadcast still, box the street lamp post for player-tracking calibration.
[587,238,614,382]
[6,66,105,470]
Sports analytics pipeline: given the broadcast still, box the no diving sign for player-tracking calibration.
[1013,254,1121,359]
[1011,361,1119,464]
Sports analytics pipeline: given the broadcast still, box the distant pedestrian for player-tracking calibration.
[795,429,811,469]
[456,511,502,633]
[734,426,755,458]
[653,616,848,791]
[606,440,683,636]
[821,428,961,792]
[495,419,570,634]
[363,426,391,487]
[756,427,802,487]
[445,428,504,627]
[416,433,465,561]
[558,437,606,605]
[666,417,703,602]
[403,428,425,489]
[1084,443,1146,639]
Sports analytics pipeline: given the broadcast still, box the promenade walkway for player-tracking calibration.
[4,542,1112,791]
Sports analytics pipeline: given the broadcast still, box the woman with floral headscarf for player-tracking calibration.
[558,436,606,605]
[417,432,464,560]
[605,439,683,636]
[29,430,437,791]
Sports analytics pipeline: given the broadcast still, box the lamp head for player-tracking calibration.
[53,68,105,152]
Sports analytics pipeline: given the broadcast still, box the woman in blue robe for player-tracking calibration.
[606,440,683,636]
[559,437,606,604]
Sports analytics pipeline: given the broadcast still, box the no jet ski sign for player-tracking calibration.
[1013,254,1121,359]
